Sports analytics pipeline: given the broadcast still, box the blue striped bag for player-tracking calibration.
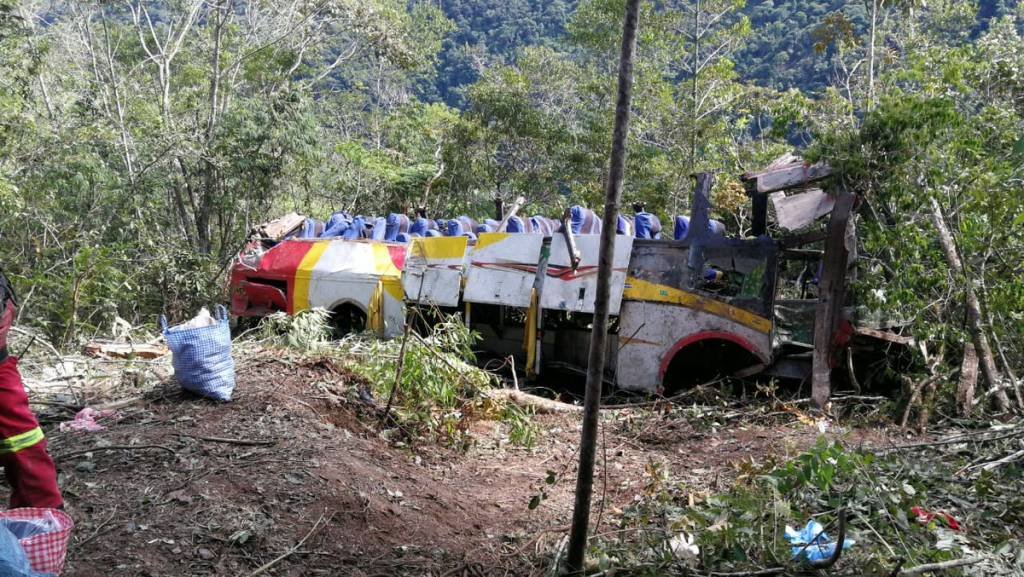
[161,306,236,401]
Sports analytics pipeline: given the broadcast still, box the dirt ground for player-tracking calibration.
[29,353,907,577]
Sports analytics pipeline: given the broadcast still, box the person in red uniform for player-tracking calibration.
[0,271,62,509]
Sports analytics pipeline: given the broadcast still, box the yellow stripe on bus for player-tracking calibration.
[292,241,330,312]
[622,277,772,334]
[473,232,511,252]
[411,236,467,261]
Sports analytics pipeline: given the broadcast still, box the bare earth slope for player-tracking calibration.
[38,355,899,576]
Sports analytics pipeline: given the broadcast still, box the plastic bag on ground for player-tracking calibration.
[785,520,854,563]
[58,408,117,433]
[161,306,236,402]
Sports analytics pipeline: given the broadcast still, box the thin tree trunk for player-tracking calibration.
[689,0,701,173]
[929,197,1009,411]
[956,342,978,416]
[867,0,879,110]
[566,0,641,573]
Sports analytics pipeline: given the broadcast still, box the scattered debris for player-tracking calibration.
[58,407,118,433]
[785,519,853,563]
[82,342,168,360]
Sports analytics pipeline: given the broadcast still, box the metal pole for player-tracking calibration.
[565,0,641,572]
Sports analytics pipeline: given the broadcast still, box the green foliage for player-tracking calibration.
[594,435,1024,574]
[349,315,539,448]
[812,9,1024,379]
[256,308,333,351]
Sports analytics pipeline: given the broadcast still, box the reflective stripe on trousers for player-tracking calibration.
[0,426,44,455]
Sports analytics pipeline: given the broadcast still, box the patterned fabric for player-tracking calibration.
[0,508,73,575]
[161,306,236,402]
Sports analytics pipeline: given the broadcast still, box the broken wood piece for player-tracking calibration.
[83,342,169,360]
[742,161,832,194]
[253,212,305,241]
[485,389,582,414]
[769,188,836,231]
[897,556,984,576]
[811,187,855,409]
[852,326,916,347]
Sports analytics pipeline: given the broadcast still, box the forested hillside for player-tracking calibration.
[433,0,1022,98]
[0,0,1022,413]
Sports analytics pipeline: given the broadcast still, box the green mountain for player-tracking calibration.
[433,0,1021,103]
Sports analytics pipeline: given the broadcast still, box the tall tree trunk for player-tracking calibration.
[957,342,978,416]
[566,0,641,573]
[867,0,879,110]
[689,0,701,173]
[929,197,1010,412]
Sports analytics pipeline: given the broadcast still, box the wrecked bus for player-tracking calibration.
[230,161,861,395]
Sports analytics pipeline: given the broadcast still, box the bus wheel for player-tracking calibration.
[330,304,367,337]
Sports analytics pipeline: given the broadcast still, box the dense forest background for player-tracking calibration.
[0,0,1022,398]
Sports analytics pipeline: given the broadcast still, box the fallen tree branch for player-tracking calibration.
[876,426,1023,454]
[179,434,276,447]
[971,448,1024,473]
[248,510,332,577]
[897,556,984,575]
[55,444,176,461]
[485,389,582,414]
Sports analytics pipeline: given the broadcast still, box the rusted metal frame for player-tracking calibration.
[779,230,827,248]
[629,236,777,319]
[811,186,856,409]
[686,173,715,288]
[560,207,582,271]
[748,180,769,236]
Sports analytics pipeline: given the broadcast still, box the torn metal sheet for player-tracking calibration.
[401,236,468,307]
[770,188,836,231]
[463,233,544,308]
[541,234,633,314]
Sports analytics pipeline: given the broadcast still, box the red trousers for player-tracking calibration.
[0,358,62,509]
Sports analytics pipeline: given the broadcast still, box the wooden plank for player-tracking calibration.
[811,187,855,409]
[852,326,915,346]
[83,342,169,359]
[770,188,836,231]
[255,212,305,241]
[745,162,832,194]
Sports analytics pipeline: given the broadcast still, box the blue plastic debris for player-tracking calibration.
[785,520,854,563]
[0,521,45,577]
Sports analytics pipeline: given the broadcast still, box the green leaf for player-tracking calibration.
[528,494,542,510]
